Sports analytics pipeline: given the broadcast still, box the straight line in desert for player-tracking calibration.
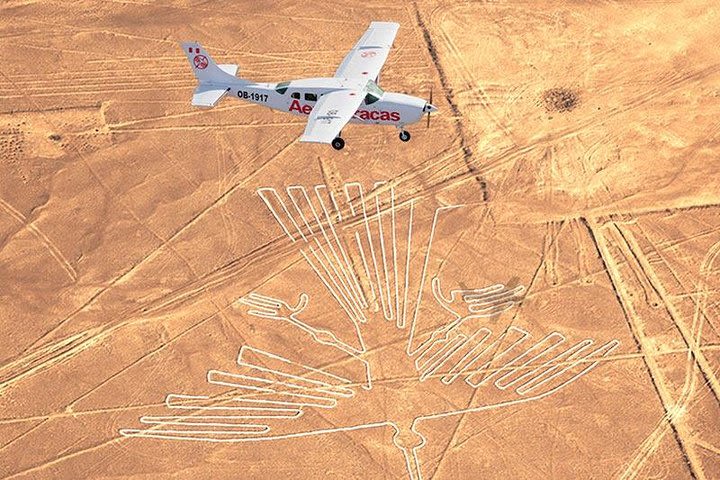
[619,222,720,401]
[1,213,300,393]
[0,85,194,99]
[432,4,515,143]
[109,122,305,133]
[587,219,706,480]
[23,16,337,67]
[0,78,194,93]
[22,134,297,353]
[105,103,252,129]
[0,197,77,282]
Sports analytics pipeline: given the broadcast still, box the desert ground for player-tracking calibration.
[1,0,720,479]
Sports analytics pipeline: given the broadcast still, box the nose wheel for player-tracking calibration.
[331,137,345,150]
[399,130,411,142]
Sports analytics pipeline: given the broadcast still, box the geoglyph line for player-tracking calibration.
[259,183,439,335]
[345,183,379,306]
[0,197,77,282]
[350,182,389,318]
[288,186,367,316]
[120,347,356,441]
[120,183,621,480]
[122,322,619,480]
[259,186,368,325]
[314,184,368,309]
[407,205,463,355]
[373,181,394,320]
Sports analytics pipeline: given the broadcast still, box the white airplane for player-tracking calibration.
[180,21,438,150]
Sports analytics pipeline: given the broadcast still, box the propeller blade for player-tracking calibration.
[426,86,433,129]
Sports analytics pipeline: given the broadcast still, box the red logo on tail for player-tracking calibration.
[193,55,208,70]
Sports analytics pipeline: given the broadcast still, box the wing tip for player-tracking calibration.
[369,21,400,29]
[299,135,332,144]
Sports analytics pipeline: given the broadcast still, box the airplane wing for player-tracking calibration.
[334,21,399,80]
[299,89,365,144]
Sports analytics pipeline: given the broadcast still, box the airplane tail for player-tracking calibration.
[180,41,242,107]
[180,41,240,84]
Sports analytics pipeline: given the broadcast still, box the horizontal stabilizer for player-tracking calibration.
[218,64,238,76]
[192,85,230,107]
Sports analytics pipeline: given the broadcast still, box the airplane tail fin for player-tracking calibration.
[180,41,238,84]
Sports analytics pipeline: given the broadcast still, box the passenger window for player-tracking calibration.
[305,93,317,102]
[291,92,300,99]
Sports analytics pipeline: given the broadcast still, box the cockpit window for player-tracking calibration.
[275,81,290,94]
[364,79,384,105]
[291,92,300,99]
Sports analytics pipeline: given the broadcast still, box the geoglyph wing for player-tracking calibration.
[413,323,620,392]
[119,346,360,442]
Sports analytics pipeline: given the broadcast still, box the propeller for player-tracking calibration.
[426,86,433,128]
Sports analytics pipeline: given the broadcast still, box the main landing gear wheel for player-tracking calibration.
[331,137,345,150]
[399,130,411,142]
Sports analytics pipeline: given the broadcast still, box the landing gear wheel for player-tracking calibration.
[399,130,411,142]
[331,137,345,150]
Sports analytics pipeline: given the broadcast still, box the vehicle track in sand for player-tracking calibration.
[431,4,516,145]
[612,230,720,480]
[409,1,488,201]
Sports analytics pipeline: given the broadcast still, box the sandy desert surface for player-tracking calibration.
[1,0,720,479]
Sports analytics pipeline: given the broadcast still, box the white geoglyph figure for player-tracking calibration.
[121,183,619,480]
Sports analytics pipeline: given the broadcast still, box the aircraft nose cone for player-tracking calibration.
[424,103,438,113]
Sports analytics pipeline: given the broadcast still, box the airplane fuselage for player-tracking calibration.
[181,22,438,149]
[222,77,428,128]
